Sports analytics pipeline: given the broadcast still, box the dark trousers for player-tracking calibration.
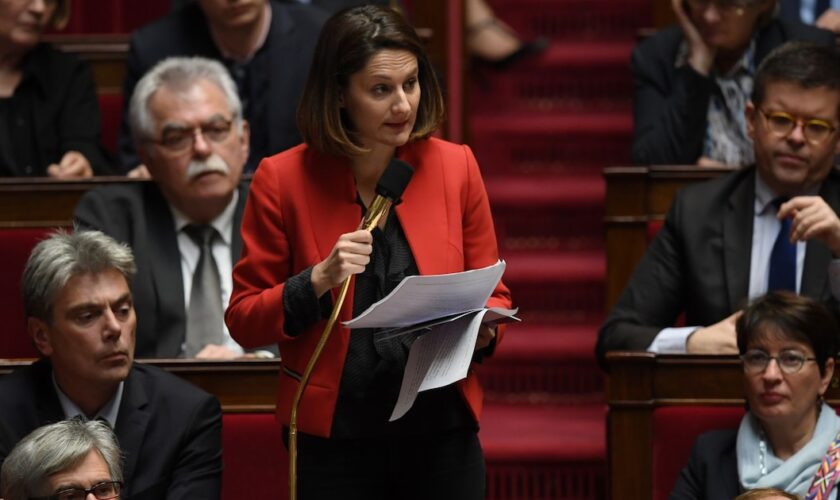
[295,428,486,500]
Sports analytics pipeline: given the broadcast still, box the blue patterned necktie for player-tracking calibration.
[768,198,797,292]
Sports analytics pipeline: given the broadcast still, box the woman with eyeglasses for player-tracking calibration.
[671,291,840,499]
[631,0,834,167]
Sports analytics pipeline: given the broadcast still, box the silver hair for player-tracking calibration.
[22,229,136,324]
[129,56,244,147]
[0,419,123,500]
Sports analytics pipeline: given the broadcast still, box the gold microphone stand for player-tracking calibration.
[288,195,392,500]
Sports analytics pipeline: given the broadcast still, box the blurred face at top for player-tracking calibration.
[0,0,57,49]
[197,0,266,30]
[342,48,421,153]
[685,0,773,53]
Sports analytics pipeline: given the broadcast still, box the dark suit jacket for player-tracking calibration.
[117,0,327,171]
[73,181,249,358]
[596,167,840,366]
[0,360,222,500]
[670,429,739,499]
[630,18,834,165]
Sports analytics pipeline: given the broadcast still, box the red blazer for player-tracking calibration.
[226,138,512,438]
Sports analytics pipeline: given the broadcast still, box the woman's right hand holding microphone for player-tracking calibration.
[311,230,373,298]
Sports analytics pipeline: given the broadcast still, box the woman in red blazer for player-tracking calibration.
[225,6,511,499]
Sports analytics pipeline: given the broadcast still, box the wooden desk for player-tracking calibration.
[0,359,281,414]
[603,165,732,310]
[0,177,145,228]
[43,34,129,93]
[606,352,840,499]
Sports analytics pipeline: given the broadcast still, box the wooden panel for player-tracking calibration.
[411,0,462,141]
[0,359,280,414]
[0,177,145,227]
[602,165,732,310]
[43,34,129,93]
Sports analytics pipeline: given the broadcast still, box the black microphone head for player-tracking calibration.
[376,159,414,203]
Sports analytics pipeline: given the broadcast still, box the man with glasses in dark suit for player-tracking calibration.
[598,42,840,367]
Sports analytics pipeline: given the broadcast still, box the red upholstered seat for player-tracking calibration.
[647,219,664,242]
[651,406,744,500]
[98,93,122,156]
[0,227,54,359]
[222,414,288,500]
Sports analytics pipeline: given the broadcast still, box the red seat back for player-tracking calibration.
[0,228,54,359]
[651,406,744,500]
[222,413,288,500]
[647,219,664,242]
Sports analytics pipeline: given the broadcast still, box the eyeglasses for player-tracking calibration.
[31,480,122,500]
[684,0,751,15]
[152,118,234,153]
[741,349,817,375]
[760,109,838,145]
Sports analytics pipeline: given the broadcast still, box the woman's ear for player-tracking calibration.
[820,357,835,397]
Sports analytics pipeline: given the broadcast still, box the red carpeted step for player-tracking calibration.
[470,112,633,176]
[480,322,604,402]
[486,0,649,41]
[501,250,605,323]
[481,402,607,499]
[487,175,604,251]
[470,42,634,114]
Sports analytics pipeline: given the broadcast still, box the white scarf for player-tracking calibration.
[737,403,840,498]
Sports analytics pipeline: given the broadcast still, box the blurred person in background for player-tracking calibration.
[118,0,327,176]
[631,0,833,167]
[0,0,111,178]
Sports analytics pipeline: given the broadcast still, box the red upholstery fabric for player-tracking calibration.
[647,219,664,242]
[651,406,744,500]
[0,227,54,359]
[98,93,122,156]
[222,414,288,500]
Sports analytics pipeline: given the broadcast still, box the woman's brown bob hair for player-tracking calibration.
[297,5,445,157]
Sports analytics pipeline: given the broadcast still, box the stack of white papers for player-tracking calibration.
[344,260,519,421]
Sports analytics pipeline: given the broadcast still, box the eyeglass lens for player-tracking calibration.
[742,350,812,374]
[53,480,121,500]
[764,111,834,143]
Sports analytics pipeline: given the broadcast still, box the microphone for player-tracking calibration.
[361,158,414,231]
[288,157,413,500]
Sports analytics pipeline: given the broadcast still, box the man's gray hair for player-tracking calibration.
[0,419,123,500]
[129,56,243,146]
[22,229,136,323]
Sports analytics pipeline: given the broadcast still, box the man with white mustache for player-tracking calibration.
[74,57,269,360]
